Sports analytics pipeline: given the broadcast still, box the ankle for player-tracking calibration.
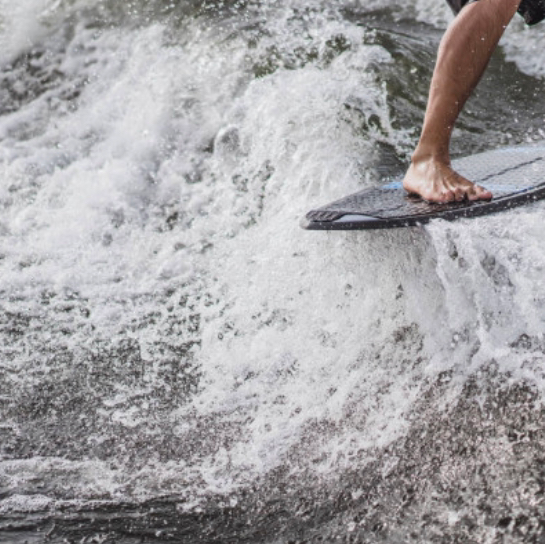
[411,148,450,167]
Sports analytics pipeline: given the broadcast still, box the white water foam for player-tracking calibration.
[0,0,69,64]
[0,0,545,511]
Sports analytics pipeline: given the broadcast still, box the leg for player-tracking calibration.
[403,0,521,202]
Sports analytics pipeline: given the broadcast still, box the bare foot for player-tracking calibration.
[403,157,492,203]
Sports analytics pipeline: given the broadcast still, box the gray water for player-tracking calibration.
[1,0,545,542]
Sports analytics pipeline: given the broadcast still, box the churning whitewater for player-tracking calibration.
[1,0,545,541]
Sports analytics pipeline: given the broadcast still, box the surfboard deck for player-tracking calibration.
[301,145,545,230]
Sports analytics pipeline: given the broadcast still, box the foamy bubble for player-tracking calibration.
[0,0,63,64]
[0,494,53,514]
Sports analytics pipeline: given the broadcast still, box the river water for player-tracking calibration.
[1,0,545,542]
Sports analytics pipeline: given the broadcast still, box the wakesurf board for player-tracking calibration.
[301,145,545,230]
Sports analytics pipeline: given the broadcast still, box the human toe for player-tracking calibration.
[468,185,492,201]
[453,187,465,201]
[441,189,456,203]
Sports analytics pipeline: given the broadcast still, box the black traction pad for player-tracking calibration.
[301,145,545,230]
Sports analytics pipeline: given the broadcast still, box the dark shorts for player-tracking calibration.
[446,0,545,25]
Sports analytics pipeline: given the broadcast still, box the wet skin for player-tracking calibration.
[404,0,522,203]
